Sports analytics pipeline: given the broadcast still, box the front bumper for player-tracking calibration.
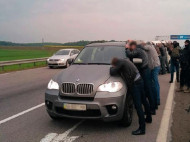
[45,89,126,122]
[47,61,66,67]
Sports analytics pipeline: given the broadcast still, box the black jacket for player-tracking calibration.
[125,47,148,71]
[180,45,190,69]
[110,59,139,88]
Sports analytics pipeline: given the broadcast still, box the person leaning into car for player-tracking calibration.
[110,57,152,135]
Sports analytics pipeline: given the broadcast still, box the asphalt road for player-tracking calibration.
[0,67,171,142]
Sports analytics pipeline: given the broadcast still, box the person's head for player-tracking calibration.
[173,41,178,48]
[146,41,151,45]
[185,40,190,47]
[111,57,119,67]
[141,41,146,46]
[129,41,137,50]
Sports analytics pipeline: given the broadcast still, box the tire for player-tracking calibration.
[119,94,133,127]
[47,112,60,120]
[49,66,54,69]
[65,60,69,68]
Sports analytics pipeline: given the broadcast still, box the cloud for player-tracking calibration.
[0,0,189,42]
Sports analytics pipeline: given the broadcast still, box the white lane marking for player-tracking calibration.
[40,120,84,142]
[0,103,45,125]
[40,133,58,142]
[156,75,176,142]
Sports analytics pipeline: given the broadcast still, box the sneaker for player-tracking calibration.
[184,89,190,93]
[176,87,184,92]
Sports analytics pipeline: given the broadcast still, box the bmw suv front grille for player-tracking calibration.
[62,83,93,95]
[62,83,75,94]
[77,84,93,94]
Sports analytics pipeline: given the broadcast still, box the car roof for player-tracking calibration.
[59,49,79,51]
[86,42,126,47]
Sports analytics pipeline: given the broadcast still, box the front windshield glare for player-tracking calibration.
[74,46,125,64]
[55,50,70,55]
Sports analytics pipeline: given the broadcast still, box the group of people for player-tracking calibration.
[110,39,190,135]
[154,40,190,92]
[110,40,161,135]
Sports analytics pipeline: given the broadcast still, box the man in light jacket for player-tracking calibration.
[140,42,161,107]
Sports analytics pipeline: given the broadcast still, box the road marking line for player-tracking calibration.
[40,120,84,142]
[156,75,176,142]
[40,133,58,142]
[0,103,45,125]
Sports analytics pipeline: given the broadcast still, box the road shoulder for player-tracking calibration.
[171,84,190,142]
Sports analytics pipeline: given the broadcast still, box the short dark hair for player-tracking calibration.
[185,40,190,44]
[129,41,137,46]
[111,57,119,66]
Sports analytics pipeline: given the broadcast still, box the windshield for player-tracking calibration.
[74,46,126,64]
[55,50,70,55]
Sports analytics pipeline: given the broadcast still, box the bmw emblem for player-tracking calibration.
[76,78,80,82]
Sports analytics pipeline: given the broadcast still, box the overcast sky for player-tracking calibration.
[0,0,189,43]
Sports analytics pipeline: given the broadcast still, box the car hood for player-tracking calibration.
[49,55,70,60]
[55,65,111,89]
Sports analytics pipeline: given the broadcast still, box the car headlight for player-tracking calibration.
[47,58,50,61]
[47,80,59,90]
[59,59,65,62]
[97,82,123,92]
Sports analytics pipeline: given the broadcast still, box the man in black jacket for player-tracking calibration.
[168,41,181,83]
[125,41,156,114]
[179,40,190,93]
[110,57,152,135]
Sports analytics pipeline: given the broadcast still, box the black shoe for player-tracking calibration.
[132,128,145,135]
[157,102,160,106]
[155,105,158,110]
[169,81,173,83]
[150,110,156,115]
[145,116,152,123]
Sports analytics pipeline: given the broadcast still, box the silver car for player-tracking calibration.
[47,49,80,68]
[45,42,133,127]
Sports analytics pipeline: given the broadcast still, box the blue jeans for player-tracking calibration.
[170,59,179,82]
[140,68,155,111]
[151,66,160,104]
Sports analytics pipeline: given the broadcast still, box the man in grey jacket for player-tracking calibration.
[126,41,156,114]
[141,42,161,106]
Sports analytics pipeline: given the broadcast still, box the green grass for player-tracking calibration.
[0,61,47,73]
[0,49,54,61]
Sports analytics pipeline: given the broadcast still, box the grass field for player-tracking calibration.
[0,61,47,73]
[0,49,54,61]
[0,46,83,73]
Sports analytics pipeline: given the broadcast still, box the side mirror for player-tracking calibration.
[133,58,142,64]
[68,59,73,65]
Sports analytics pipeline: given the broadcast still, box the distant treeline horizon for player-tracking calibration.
[0,40,117,47]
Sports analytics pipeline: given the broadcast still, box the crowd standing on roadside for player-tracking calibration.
[110,39,190,136]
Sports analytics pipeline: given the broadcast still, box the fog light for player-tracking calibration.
[106,105,118,115]
[112,105,117,110]
[45,100,53,110]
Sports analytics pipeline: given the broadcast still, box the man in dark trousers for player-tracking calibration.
[178,40,190,93]
[110,57,152,135]
[125,41,156,115]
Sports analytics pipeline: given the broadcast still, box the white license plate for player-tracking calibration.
[63,103,87,111]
